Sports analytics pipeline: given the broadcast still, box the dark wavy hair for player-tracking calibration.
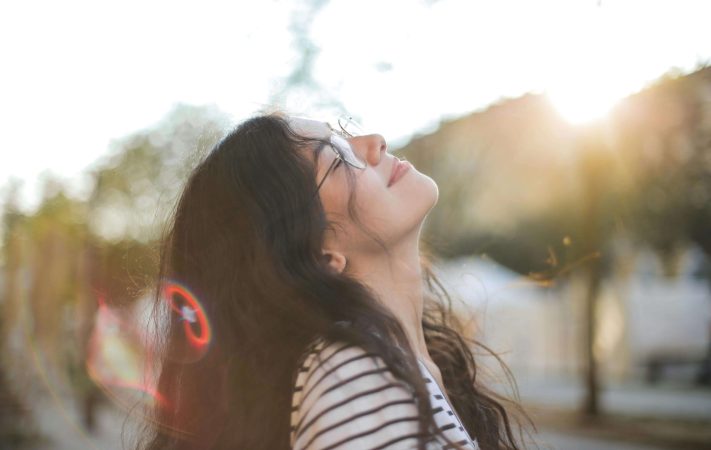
[134,113,534,450]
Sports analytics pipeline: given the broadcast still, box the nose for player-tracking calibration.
[351,134,387,167]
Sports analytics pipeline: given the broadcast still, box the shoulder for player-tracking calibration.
[290,338,426,450]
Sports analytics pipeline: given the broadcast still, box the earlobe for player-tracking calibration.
[322,250,347,274]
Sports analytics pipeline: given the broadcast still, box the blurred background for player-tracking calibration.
[1,1,710,449]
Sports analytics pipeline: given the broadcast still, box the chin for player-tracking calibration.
[409,175,438,220]
[422,174,439,208]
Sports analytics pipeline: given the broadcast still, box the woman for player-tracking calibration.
[136,114,532,450]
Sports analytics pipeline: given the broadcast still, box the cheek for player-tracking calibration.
[319,176,352,217]
[322,174,382,226]
[352,177,401,227]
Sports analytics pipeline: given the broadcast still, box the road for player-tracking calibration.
[26,397,680,450]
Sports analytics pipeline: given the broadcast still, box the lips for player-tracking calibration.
[388,158,409,187]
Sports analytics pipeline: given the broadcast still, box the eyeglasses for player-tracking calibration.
[336,115,365,138]
[312,116,368,198]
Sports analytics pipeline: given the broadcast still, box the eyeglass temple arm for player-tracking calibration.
[311,156,340,199]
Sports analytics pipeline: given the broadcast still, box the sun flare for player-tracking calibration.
[546,85,624,125]
[544,61,636,125]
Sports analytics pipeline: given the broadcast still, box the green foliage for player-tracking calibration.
[0,103,232,439]
[88,103,230,242]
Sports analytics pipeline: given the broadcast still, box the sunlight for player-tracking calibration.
[540,2,641,125]
[546,84,624,124]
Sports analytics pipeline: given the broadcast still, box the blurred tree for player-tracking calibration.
[615,67,711,268]
[577,127,608,416]
[78,103,228,425]
[613,66,711,387]
[400,66,711,418]
[269,0,348,115]
[0,179,38,447]
[87,103,229,243]
[0,104,230,440]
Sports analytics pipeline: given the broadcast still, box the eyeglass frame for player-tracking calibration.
[310,119,368,199]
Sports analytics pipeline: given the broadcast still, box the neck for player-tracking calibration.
[345,230,432,362]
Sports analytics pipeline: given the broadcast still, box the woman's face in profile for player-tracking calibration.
[288,117,439,255]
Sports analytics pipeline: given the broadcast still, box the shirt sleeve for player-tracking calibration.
[290,339,430,450]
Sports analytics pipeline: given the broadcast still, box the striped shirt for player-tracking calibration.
[290,338,480,449]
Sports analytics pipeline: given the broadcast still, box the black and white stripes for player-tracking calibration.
[289,338,479,449]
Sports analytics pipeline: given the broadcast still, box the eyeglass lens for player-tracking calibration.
[337,116,365,138]
[330,134,366,168]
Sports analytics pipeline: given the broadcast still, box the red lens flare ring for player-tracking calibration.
[165,283,211,349]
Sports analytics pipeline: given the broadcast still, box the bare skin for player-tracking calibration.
[288,117,443,385]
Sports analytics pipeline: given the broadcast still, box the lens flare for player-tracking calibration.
[164,282,212,354]
[82,281,214,441]
[86,295,167,410]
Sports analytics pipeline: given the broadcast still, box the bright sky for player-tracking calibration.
[1,0,709,211]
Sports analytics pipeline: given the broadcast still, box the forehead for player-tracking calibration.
[286,116,331,139]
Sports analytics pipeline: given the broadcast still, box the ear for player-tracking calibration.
[321,250,347,274]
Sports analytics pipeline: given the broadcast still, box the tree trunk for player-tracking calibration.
[578,128,606,417]
[582,258,602,415]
